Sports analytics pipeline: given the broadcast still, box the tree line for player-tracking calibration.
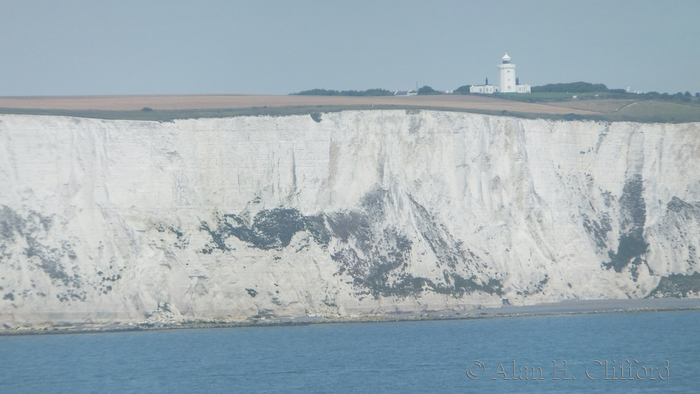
[291,84,700,102]
[531,82,609,93]
[291,88,393,96]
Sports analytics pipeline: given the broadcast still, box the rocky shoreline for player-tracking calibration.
[3,298,699,336]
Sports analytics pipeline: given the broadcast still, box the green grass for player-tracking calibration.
[548,99,638,114]
[495,93,700,123]
[498,91,699,104]
[2,99,699,123]
[614,100,700,123]
[497,92,625,102]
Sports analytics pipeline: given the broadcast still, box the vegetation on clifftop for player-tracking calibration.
[290,88,393,96]
[417,85,443,95]
[532,82,610,93]
[2,78,700,123]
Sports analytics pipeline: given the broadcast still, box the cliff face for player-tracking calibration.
[1,111,699,327]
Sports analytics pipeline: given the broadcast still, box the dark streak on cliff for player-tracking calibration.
[0,206,86,302]
[199,188,502,299]
[605,175,648,279]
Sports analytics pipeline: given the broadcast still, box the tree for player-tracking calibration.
[291,89,340,96]
[417,85,442,95]
[454,85,471,94]
[670,92,690,103]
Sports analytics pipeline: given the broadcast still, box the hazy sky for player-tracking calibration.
[1,0,699,96]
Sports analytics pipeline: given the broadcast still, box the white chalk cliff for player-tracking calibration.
[1,110,699,328]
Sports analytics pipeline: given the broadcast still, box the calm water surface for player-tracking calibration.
[1,310,698,393]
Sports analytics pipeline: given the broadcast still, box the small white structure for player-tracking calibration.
[470,78,496,94]
[394,90,418,96]
[470,52,531,94]
[470,85,497,94]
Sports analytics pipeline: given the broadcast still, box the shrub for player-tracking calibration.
[417,85,442,95]
[454,85,471,94]
[291,88,392,96]
[532,82,608,93]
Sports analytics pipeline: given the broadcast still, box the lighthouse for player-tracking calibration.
[498,52,517,93]
[470,52,531,94]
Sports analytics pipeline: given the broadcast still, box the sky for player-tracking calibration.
[1,0,699,96]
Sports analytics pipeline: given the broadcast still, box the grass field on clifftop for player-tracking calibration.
[0,94,699,123]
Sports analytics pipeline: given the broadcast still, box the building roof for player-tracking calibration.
[502,52,511,61]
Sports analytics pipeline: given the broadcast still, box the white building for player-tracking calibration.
[469,78,496,94]
[394,90,418,96]
[470,85,496,94]
[470,52,531,94]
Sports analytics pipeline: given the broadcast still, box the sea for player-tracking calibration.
[1,310,698,393]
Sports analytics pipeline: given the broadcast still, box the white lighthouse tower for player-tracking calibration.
[496,52,530,93]
[470,52,531,94]
[498,52,516,93]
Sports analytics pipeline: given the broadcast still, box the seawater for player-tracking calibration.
[1,310,698,393]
